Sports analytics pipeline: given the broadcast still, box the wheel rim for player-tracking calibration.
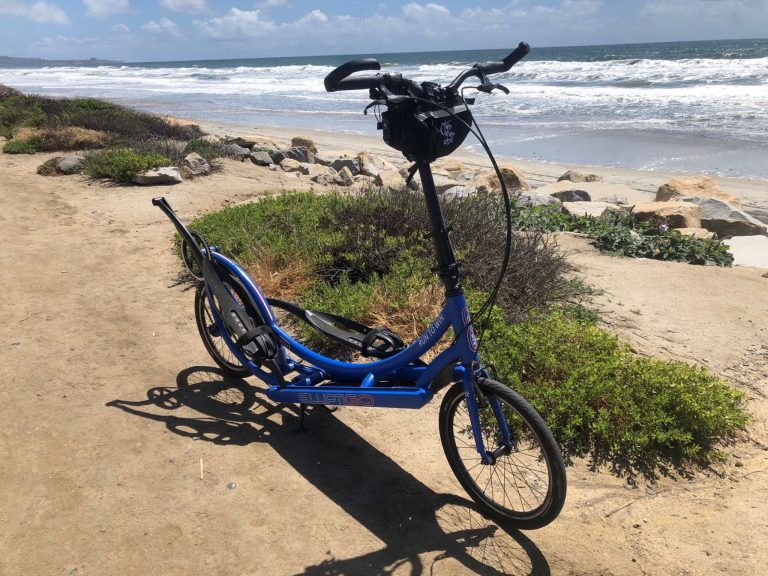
[449,392,552,519]
[198,286,247,372]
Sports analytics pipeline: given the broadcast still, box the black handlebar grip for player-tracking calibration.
[503,42,531,68]
[478,42,531,75]
[324,58,381,92]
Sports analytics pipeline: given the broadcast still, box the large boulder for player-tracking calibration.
[723,236,768,268]
[433,173,458,194]
[222,143,251,160]
[518,191,562,207]
[132,167,183,185]
[557,170,603,183]
[249,150,273,166]
[180,152,210,178]
[551,189,591,202]
[291,136,317,154]
[656,176,741,207]
[335,166,354,187]
[280,158,309,175]
[562,201,625,218]
[632,201,701,229]
[434,157,467,175]
[331,157,360,176]
[677,196,768,237]
[55,156,85,175]
[478,164,530,192]
[374,169,406,191]
[272,146,313,164]
[442,186,472,199]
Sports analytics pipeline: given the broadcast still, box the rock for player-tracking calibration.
[724,236,768,268]
[633,201,701,228]
[132,167,183,185]
[268,164,277,171]
[357,152,381,178]
[456,171,476,183]
[518,191,562,207]
[55,156,85,175]
[558,170,603,183]
[180,152,210,178]
[673,227,715,239]
[335,166,354,186]
[272,146,313,164]
[290,136,317,154]
[551,189,591,202]
[432,173,458,194]
[313,153,335,166]
[562,201,624,218]
[656,176,741,207]
[442,186,472,199]
[249,150,273,166]
[280,158,309,174]
[478,164,530,192]
[233,136,257,149]
[223,143,251,160]
[331,157,360,176]
[597,194,629,205]
[435,157,467,175]
[374,169,406,191]
[677,196,768,237]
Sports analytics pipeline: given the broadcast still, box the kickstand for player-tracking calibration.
[295,403,307,432]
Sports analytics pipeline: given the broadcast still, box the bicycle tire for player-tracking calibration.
[194,282,250,377]
[439,378,566,529]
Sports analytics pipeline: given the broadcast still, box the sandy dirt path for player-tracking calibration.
[1,151,767,575]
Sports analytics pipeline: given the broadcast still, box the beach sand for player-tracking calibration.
[1,124,767,575]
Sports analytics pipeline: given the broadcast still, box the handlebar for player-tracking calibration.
[323,42,530,94]
[324,58,381,92]
[446,42,530,91]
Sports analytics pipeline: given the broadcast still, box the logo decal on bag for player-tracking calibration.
[439,120,455,146]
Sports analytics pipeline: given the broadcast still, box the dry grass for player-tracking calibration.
[36,126,114,151]
[246,249,314,303]
[36,157,63,176]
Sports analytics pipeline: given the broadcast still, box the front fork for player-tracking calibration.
[461,369,514,465]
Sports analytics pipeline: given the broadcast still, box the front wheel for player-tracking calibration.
[439,379,566,529]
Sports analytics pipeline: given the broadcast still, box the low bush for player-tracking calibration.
[3,139,37,154]
[185,188,751,478]
[510,202,734,266]
[84,148,171,183]
[482,308,749,476]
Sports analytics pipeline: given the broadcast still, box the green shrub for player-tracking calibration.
[184,138,227,161]
[482,308,749,475]
[184,188,749,478]
[3,139,37,154]
[84,148,171,183]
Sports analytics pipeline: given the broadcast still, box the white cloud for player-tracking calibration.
[194,8,276,39]
[160,0,206,12]
[82,0,129,19]
[0,0,69,24]
[111,23,129,32]
[142,16,180,36]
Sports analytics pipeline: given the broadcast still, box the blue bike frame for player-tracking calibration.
[154,161,507,463]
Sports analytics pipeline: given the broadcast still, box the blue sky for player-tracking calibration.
[1,0,767,61]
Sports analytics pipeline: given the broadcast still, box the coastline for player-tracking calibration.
[195,118,768,224]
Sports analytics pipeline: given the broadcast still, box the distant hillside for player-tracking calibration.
[0,56,122,68]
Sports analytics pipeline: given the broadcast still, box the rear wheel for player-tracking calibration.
[439,378,566,529]
[194,282,250,377]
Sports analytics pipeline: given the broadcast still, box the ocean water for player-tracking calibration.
[2,39,767,179]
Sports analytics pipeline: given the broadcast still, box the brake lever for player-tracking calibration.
[475,82,509,95]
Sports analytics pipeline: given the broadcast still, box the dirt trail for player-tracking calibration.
[1,153,767,575]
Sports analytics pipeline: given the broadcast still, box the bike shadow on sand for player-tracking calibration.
[107,366,551,576]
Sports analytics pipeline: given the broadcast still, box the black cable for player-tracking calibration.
[392,93,513,353]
